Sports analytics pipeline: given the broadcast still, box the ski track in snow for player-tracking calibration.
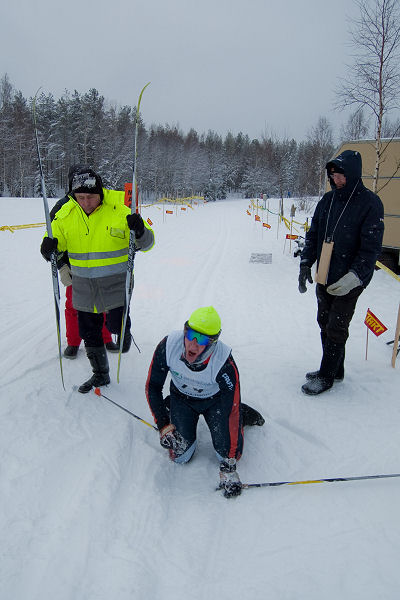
[1,196,400,599]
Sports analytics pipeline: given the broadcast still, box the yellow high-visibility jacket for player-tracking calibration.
[50,189,154,312]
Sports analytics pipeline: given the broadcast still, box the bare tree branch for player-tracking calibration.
[335,0,400,191]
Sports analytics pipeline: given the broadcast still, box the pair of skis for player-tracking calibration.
[34,84,150,388]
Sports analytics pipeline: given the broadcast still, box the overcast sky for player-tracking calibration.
[2,0,361,142]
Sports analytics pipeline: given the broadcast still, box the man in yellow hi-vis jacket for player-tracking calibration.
[40,167,155,393]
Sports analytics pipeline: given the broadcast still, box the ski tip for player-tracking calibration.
[94,387,101,396]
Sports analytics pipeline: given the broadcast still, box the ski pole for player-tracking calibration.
[94,388,158,431]
[117,82,151,383]
[390,302,400,367]
[241,472,400,489]
[33,88,65,390]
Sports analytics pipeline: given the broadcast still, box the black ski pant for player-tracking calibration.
[316,284,363,345]
[78,307,131,347]
[169,387,243,462]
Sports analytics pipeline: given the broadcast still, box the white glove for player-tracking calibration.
[59,264,72,287]
[326,271,361,296]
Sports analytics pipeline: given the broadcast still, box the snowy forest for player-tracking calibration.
[0,74,337,201]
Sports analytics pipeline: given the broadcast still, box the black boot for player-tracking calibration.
[305,333,345,383]
[78,346,110,394]
[305,366,344,382]
[302,339,345,396]
[117,329,132,353]
[241,403,265,426]
[64,345,79,359]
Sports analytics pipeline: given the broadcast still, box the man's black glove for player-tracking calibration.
[126,213,145,238]
[40,237,58,261]
[298,263,313,293]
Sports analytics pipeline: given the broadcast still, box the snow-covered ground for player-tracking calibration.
[0,195,399,600]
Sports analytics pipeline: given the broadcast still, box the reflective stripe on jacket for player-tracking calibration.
[51,189,130,277]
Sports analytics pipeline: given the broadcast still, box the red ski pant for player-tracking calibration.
[65,285,112,347]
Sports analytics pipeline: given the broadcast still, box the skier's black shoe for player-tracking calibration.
[305,368,344,382]
[241,403,265,426]
[64,345,79,359]
[105,341,119,353]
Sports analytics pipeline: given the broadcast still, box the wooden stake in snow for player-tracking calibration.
[391,304,400,368]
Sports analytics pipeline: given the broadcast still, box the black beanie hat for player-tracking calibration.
[70,167,104,200]
[326,162,344,175]
[67,164,87,192]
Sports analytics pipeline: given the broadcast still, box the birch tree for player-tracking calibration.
[336,0,400,191]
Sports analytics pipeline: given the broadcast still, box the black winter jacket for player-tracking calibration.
[300,150,384,287]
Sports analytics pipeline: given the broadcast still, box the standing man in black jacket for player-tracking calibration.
[298,149,384,395]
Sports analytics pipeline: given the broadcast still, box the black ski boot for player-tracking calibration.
[302,339,345,396]
[241,403,265,426]
[64,345,79,359]
[78,346,110,394]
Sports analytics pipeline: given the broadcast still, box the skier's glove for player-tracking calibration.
[298,263,313,293]
[126,213,145,238]
[59,263,72,287]
[326,271,361,296]
[219,458,242,498]
[159,424,177,449]
[40,237,58,261]
[159,424,187,456]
